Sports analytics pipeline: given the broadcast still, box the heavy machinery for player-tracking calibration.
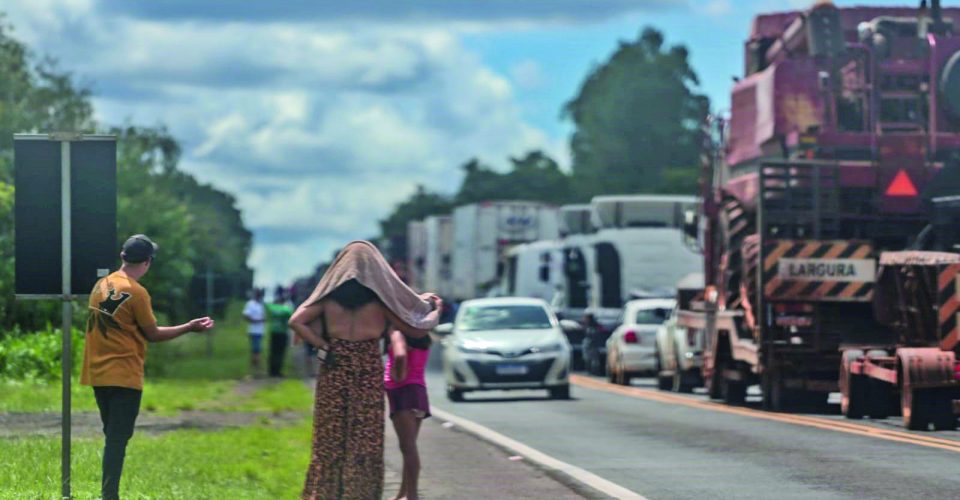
[684,1,960,418]
[839,196,960,429]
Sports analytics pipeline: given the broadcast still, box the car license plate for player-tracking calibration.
[496,364,528,376]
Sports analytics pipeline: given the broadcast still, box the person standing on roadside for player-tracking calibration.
[385,330,433,500]
[266,286,294,378]
[243,288,266,375]
[81,234,215,500]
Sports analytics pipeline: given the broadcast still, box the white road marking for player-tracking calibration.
[431,405,647,500]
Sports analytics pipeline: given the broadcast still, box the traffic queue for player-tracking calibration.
[406,195,703,401]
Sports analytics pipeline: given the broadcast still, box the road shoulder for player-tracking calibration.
[383,410,588,499]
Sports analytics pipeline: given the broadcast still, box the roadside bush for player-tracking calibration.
[0,326,83,381]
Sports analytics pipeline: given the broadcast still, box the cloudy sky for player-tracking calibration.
[3,0,917,286]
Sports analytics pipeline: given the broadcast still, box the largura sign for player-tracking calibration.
[778,258,876,283]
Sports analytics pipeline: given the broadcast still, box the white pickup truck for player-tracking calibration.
[654,274,705,393]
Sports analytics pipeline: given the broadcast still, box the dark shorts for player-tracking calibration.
[249,334,263,354]
[386,384,431,419]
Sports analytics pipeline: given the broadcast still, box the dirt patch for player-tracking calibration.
[0,410,306,438]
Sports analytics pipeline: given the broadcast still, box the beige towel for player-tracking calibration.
[298,240,440,331]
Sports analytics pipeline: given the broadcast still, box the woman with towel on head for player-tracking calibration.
[288,241,442,500]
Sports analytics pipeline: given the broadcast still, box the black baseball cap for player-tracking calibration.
[121,234,158,263]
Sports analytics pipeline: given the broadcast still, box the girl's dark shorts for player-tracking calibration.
[386,384,430,419]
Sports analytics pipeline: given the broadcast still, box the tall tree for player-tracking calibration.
[453,152,576,206]
[564,27,709,197]
[0,18,253,330]
[379,185,453,241]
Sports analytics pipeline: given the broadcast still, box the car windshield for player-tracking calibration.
[635,307,671,325]
[458,305,553,331]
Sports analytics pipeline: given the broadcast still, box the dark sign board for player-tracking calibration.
[14,135,117,296]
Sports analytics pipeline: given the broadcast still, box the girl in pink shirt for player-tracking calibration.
[385,330,431,500]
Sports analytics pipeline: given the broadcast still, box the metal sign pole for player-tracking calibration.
[60,140,72,500]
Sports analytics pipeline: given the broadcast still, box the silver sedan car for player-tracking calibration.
[440,298,572,401]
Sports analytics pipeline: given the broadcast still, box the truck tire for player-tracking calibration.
[721,369,747,405]
[901,387,930,431]
[932,391,957,431]
[672,353,694,393]
[762,369,792,412]
[865,350,891,419]
[707,363,723,400]
[840,350,867,419]
[655,348,672,391]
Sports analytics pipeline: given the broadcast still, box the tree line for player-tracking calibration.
[376,27,710,260]
[0,20,253,333]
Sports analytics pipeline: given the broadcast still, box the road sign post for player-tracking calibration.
[60,139,72,500]
[14,133,117,500]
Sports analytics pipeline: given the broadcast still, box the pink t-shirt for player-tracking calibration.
[384,345,429,389]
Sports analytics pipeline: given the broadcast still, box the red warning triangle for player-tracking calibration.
[885,169,918,197]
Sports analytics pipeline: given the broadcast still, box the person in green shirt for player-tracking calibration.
[266,286,294,377]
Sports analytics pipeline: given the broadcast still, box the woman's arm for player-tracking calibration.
[382,306,430,339]
[389,330,408,383]
[381,295,443,339]
[288,302,329,350]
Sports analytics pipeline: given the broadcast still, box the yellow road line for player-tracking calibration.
[570,374,960,454]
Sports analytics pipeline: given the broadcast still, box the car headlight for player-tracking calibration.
[532,343,564,354]
[456,344,486,354]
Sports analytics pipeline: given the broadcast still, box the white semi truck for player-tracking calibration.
[423,215,454,298]
[452,201,559,299]
[406,220,428,292]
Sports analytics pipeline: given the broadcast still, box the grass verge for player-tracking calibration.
[0,420,313,499]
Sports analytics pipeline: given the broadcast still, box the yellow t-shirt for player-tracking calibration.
[80,271,157,390]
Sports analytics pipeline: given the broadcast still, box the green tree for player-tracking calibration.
[379,185,453,240]
[0,18,253,332]
[453,151,576,206]
[564,27,709,197]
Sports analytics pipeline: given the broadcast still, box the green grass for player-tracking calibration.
[0,303,319,499]
[1,301,312,415]
[0,378,235,414]
[0,420,313,499]
[217,379,314,414]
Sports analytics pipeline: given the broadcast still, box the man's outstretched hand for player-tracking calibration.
[188,317,215,332]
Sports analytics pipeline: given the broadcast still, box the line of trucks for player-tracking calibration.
[407,195,702,372]
[412,1,960,431]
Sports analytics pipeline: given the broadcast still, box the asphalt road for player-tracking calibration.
[425,346,960,499]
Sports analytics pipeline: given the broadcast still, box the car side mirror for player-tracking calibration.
[434,323,454,336]
[559,319,582,333]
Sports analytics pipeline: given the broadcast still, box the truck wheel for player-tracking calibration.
[931,392,957,431]
[902,387,930,431]
[865,350,890,419]
[707,364,723,400]
[672,354,693,393]
[840,350,866,419]
[655,350,672,391]
[721,373,747,405]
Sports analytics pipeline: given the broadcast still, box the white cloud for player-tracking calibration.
[3,4,573,286]
[510,59,545,90]
[704,0,732,17]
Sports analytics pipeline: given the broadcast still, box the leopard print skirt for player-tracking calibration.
[302,338,384,499]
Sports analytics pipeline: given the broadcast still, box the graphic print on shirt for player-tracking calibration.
[87,285,132,338]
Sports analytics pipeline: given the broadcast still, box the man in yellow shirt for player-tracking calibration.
[81,234,215,500]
